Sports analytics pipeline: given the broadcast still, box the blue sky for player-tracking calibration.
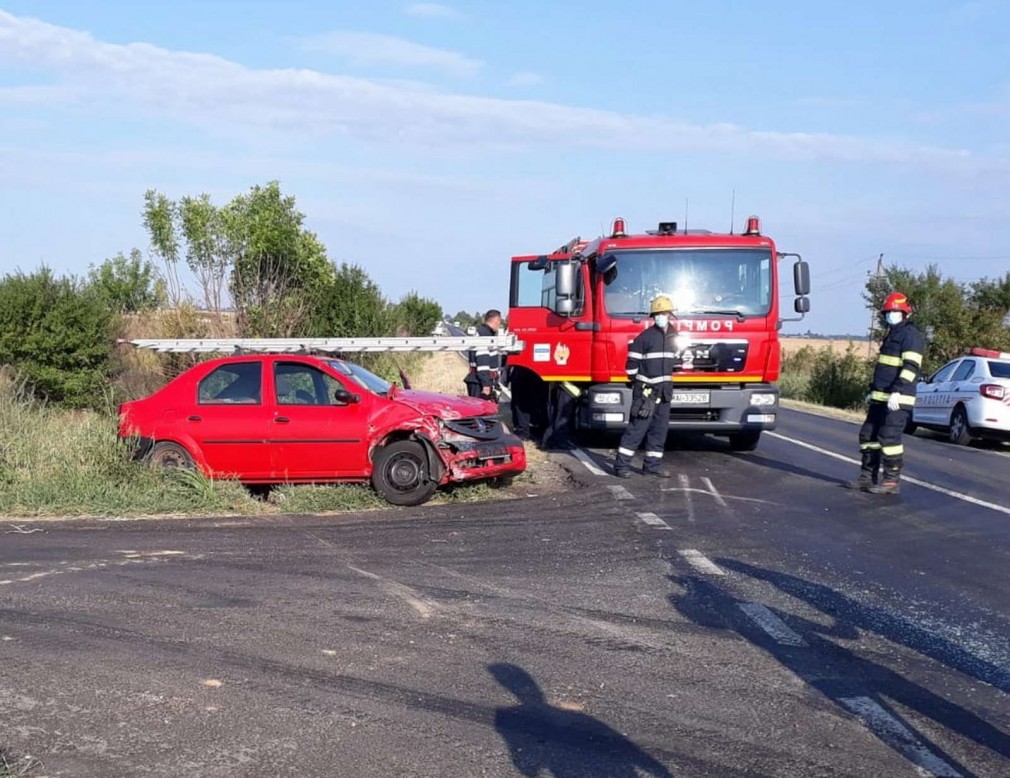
[1,0,1008,334]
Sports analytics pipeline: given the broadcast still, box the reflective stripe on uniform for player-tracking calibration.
[618,447,636,457]
[860,442,882,450]
[901,351,923,365]
[640,352,679,360]
[561,382,581,397]
[627,368,639,376]
[881,444,904,457]
[877,354,902,366]
[869,390,915,406]
[627,351,643,360]
[635,374,673,384]
[899,369,917,382]
[476,366,492,372]
[644,451,664,458]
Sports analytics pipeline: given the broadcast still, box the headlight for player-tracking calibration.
[751,393,777,406]
[593,392,623,405]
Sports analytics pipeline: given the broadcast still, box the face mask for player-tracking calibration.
[653,314,669,330]
[884,311,903,326]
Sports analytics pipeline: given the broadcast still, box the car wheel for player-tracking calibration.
[728,431,761,452]
[948,406,972,446]
[371,440,438,506]
[148,441,194,469]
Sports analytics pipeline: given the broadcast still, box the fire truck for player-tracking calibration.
[506,216,810,451]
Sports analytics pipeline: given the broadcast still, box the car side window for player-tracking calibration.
[198,362,262,405]
[929,361,959,384]
[951,360,976,382]
[274,362,341,406]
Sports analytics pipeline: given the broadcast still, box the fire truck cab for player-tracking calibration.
[506,216,810,450]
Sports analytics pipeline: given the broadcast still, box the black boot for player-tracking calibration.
[845,450,879,490]
[867,465,900,495]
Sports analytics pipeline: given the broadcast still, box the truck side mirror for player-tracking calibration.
[528,255,549,271]
[596,254,618,286]
[793,260,810,296]
[553,260,579,316]
[794,296,810,314]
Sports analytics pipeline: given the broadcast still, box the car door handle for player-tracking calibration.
[187,415,202,422]
[274,416,290,423]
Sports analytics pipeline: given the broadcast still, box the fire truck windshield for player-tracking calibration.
[603,248,772,318]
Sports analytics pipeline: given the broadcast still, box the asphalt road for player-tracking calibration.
[1,406,1008,776]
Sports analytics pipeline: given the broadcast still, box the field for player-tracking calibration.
[780,336,875,358]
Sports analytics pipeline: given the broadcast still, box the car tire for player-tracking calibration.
[148,441,195,470]
[728,431,761,452]
[948,406,972,446]
[371,440,438,506]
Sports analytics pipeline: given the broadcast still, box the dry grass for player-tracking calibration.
[409,351,470,396]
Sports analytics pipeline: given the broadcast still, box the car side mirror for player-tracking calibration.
[333,388,360,405]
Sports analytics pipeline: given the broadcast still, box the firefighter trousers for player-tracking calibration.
[858,401,908,481]
[615,401,671,474]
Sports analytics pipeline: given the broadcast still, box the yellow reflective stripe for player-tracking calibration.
[860,442,882,450]
[899,369,917,382]
[901,351,923,366]
[870,391,890,402]
[881,444,904,456]
[897,395,915,406]
[869,390,916,406]
[877,354,902,366]
[561,382,581,397]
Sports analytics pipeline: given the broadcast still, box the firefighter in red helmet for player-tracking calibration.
[846,292,925,494]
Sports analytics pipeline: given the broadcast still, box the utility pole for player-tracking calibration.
[867,254,885,358]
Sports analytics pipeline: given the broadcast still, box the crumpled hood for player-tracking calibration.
[392,389,497,420]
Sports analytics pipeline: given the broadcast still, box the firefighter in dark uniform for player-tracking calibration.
[613,295,679,478]
[464,309,503,400]
[846,292,925,494]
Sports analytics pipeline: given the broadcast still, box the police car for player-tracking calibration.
[909,348,1010,444]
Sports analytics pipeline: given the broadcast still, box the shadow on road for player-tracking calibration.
[489,663,673,777]
[668,561,1010,775]
[741,453,850,486]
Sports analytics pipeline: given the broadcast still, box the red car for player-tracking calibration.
[118,354,527,506]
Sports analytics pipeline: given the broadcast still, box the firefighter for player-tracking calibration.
[613,295,679,478]
[846,291,925,495]
[464,309,503,400]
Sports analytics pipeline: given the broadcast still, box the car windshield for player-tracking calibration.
[327,360,392,396]
[988,361,1010,379]
[603,248,772,318]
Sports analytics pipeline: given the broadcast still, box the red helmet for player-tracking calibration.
[881,292,912,314]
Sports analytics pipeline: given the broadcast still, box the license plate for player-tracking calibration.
[670,392,710,405]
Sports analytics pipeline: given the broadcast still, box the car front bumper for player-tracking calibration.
[441,435,528,482]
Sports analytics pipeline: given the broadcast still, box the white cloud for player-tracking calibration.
[302,31,481,76]
[507,71,543,88]
[0,10,1002,175]
[404,3,462,20]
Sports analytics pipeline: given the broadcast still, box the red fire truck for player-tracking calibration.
[506,216,810,450]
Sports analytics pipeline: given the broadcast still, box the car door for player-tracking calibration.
[189,361,273,479]
[269,360,371,480]
[942,359,977,426]
[917,360,958,425]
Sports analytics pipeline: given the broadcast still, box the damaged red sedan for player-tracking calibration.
[118,354,526,506]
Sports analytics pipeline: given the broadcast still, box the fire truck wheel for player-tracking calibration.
[371,440,438,506]
[148,441,194,470]
[728,431,761,452]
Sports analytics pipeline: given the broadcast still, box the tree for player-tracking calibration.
[88,249,164,313]
[864,264,1010,371]
[0,268,114,408]
[142,182,333,337]
[307,263,389,338]
[389,292,442,336]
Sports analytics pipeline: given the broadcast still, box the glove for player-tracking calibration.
[887,392,901,411]
[864,392,872,405]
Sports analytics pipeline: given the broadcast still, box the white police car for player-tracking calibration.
[909,348,1010,444]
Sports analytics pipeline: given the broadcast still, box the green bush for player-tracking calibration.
[0,269,115,409]
[806,346,871,410]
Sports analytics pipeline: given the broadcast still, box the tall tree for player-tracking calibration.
[88,249,164,313]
